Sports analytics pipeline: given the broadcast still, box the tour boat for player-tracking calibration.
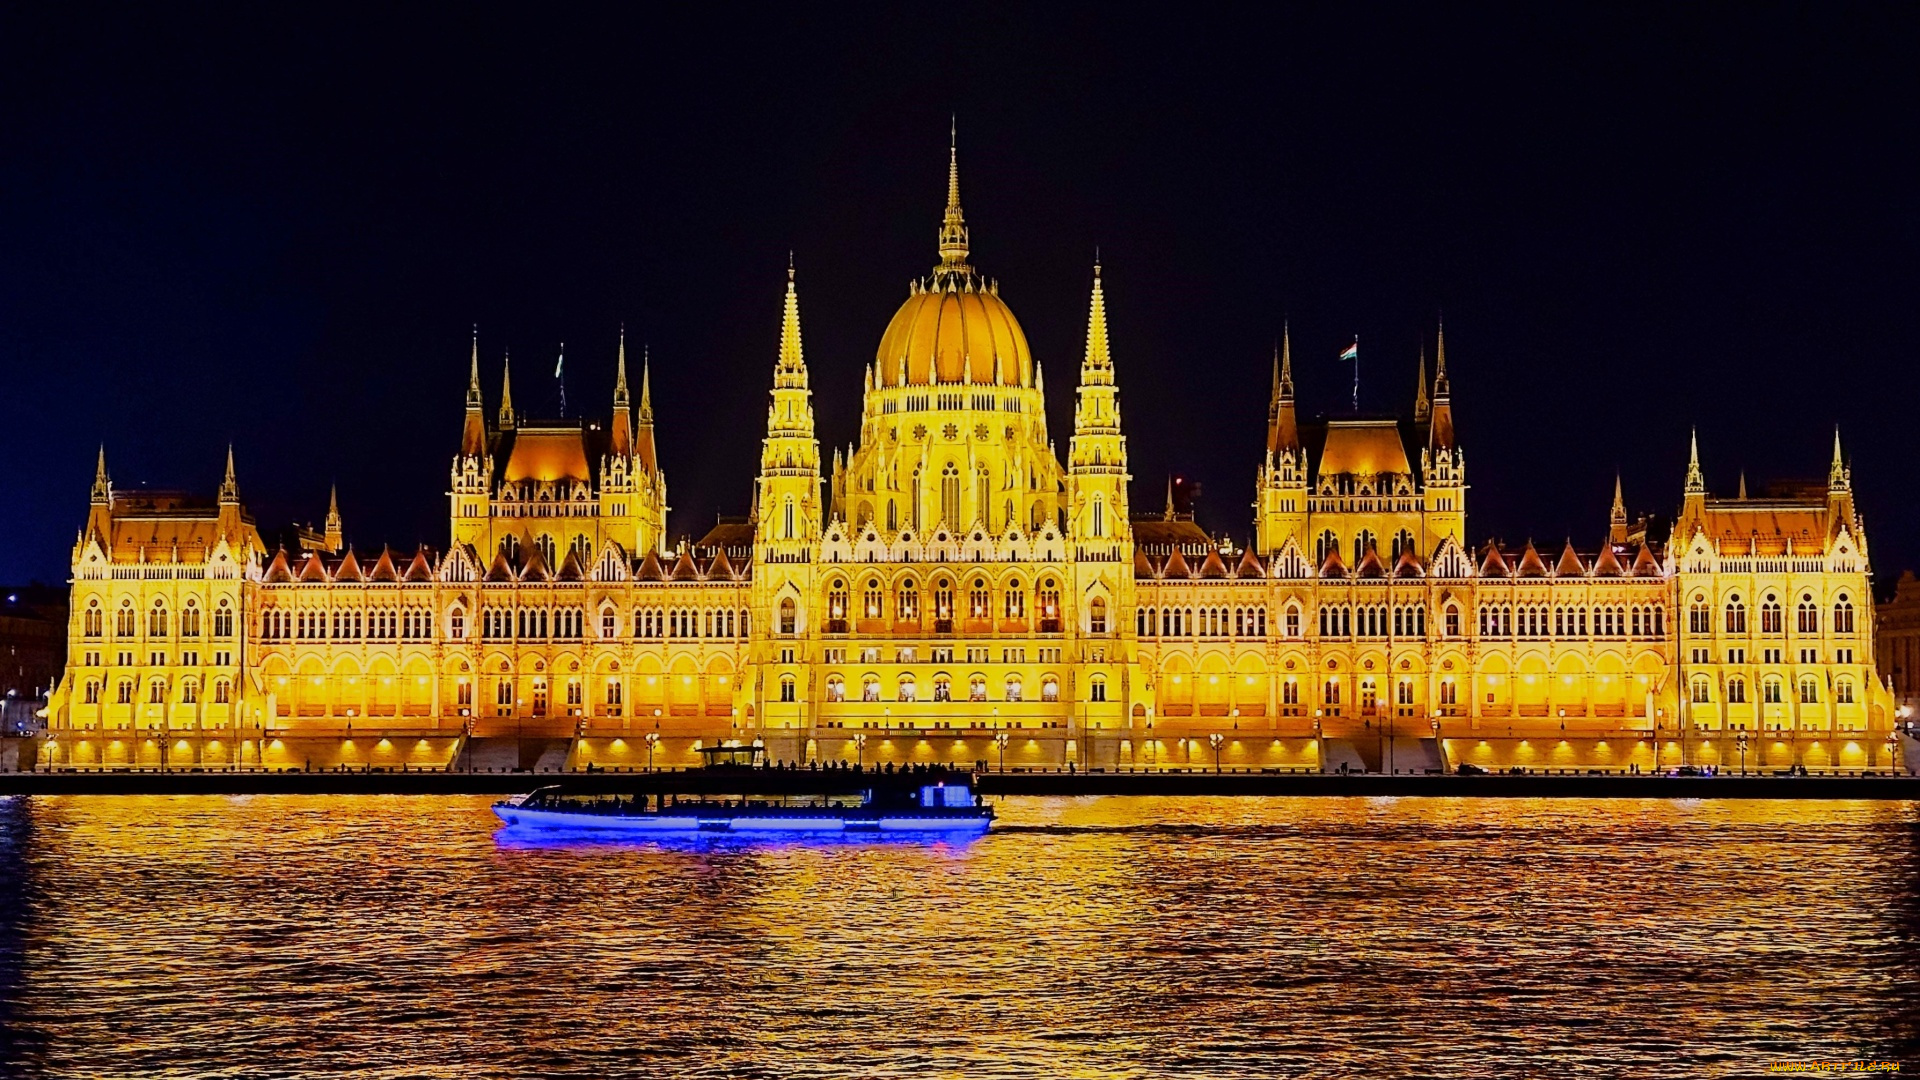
[492,748,993,835]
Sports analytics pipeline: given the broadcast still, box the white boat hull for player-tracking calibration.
[493,804,991,834]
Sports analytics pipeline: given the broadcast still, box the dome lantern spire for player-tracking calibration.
[935,122,971,280]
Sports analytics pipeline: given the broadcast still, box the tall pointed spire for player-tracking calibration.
[609,328,633,458]
[219,444,239,503]
[324,483,343,553]
[1081,260,1112,377]
[1830,425,1849,491]
[466,326,482,409]
[934,123,971,280]
[1427,318,1456,450]
[91,444,111,504]
[1163,475,1177,521]
[1684,427,1705,495]
[633,346,658,473]
[1414,347,1430,424]
[776,260,807,386]
[498,351,516,430]
[639,348,654,423]
[1267,324,1299,455]
[1609,473,1629,544]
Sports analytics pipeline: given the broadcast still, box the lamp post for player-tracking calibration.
[1313,712,1323,775]
[644,730,660,772]
[995,731,1009,772]
[1208,732,1224,773]
[1887,730,1900,778]
[854,732,867,769]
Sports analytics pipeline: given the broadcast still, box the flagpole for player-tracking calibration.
[1351,334,1359,414]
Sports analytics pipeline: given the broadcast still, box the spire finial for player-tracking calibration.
[614,329,630,407]
[1414,346,1431,422]
[1830,424,1849,491]
[935,123,970,277]
[499,350,516,429]
[90,444,111,504]
[1738,470,1748,500]
[1612,473,1626,521]
[219,443,238,502]
[1433,315,1450,398]
[639,346,653,424]
[1081,260,1112,375]
[1684,427,1704,494]
[1164,475,1176,521]
[467,325,483,409]
[777,260,806,384]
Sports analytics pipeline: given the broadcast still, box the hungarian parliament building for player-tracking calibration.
[43,149,1901,775]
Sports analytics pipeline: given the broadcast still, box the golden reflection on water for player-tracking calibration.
[0,795,1917,1078]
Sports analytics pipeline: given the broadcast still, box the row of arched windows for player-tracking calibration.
[82,675,233,707]
[1138,605,1270,639]
[84,597,234,640]
[821,575,1077,633]
[1476,604,1665,639]
[260,606,435,641]
[821,672,1065,704]
[1688,593,1855,636]
[1692,673,1854,706]
[633,608,748,640]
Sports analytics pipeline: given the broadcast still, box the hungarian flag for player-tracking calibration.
[1339,339,1358,362]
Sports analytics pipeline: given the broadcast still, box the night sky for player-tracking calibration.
[3,9,1915,589]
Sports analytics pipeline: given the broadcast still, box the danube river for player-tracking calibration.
[0,795,1915,1078]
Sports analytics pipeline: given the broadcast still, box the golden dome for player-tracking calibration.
[876,281,1031,388]
[873,133,1032,389]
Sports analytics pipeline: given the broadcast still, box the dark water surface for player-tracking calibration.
[0,795,1916,1078]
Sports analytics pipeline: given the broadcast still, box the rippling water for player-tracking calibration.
[0,794,1917,1078]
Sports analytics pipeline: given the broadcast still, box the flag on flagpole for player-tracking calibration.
[1339,340,1358,362]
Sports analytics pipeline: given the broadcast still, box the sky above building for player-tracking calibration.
[1,8,1915,587]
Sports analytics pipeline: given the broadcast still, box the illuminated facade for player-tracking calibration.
[43,147,1902,774]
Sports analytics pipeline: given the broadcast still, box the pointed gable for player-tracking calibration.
[520,542,553,583]
[1592,542,1625,578]
[556,547,586,582]
[1319,543,1348,578]
[403,547,435,582]
[333,548,364,582]
[1631,543,1661,576]
[669,548,701,581]
[1134,549,1155,580]
[1393,547,1425,578]
[265,547,295,583]
[636,549,667,582]
[369,546,400,582]
[1554,541,1585,578]
[1235,547,1265,579]
[1478,542,1510,578]
[1354,544,1388,579]
[1515,541,1549,578]
[706,545,737,581]
[1198,548,1231,579]
[298,551,330,583]
[486,547,517,582]
[1162,546,1192,580]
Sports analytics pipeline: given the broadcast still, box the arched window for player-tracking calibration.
[1004,579,1026,620]
[970,578,990,619]
[1724,595,1746,635]
[1445,604,1460,638]
[1037,579,1060,631]
[783,495,796,539]
[1797,595,1819,634]
[449,607,465,639]
[1763,676,1783,704]
[214,599,234,637]
[779,676,796,703]
[1834,596,1855,634]
[934,578,953,623]
[1285,604,1301,638]
[1689,596,1710,635]
[940,463,961,528]
[1691,675,1711,703]
[969,674,988,702]
[148,601,169,638]
[886,499,897,532]
[116,678,133,704]
[864,579,884,619]
[933,674,952,702]
[605,680,623,710]
[1283,678,1300,706]
[1836,677,1854,705]
[778,597,797,636]
[1760,594,1782,634]
[897,675,917,702]
[827,580,849,631]
[1352,529,1375,566]
[1323,677,1342,706]
[1138,606,1151,637]
[1726,677,1746,704]
[825,676,845,703]
[116,601,136,638]
[180,679,198,705]
[861,675,881,702]
[1004,675,1024,702]
[1041,676,1060,702]
[897,579,919,622]
[1392,529,1415,560]
[1438,678,1457,706]
[1092,495,1107,537]
[1799,676,1819,704]
[84,679,100,704]
[535,534,555,568]
[1089,597,1108,635]
[1316,530,1338,564]
[84,599,102,638]
[149,677,167,704]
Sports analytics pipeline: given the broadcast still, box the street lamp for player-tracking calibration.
[1887,730,1900,778]
[995,731,1009,772]
[854,732,867,769]
[1208,732,1224,773]
[644,731,660,772]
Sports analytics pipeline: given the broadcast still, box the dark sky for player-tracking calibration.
[2,8,1915,589]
